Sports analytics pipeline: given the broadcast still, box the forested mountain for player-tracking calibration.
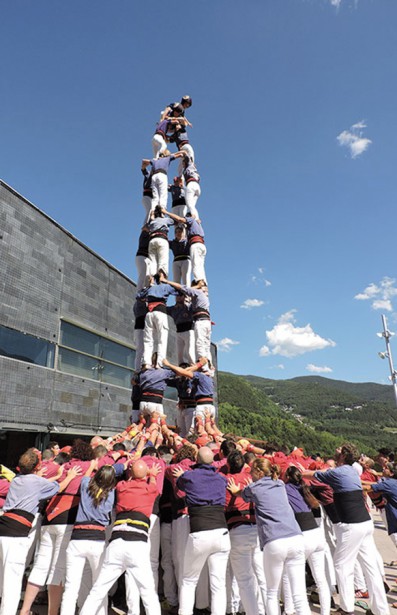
[217,371,397,455]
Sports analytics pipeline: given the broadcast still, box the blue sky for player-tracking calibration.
[1,0,396,384]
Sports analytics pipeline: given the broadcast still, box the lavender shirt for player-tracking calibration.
[242,477,301,548]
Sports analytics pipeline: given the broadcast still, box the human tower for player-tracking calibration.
[0,97,393,615]
[132,95,216,436]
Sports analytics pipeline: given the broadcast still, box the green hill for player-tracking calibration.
[218,372,360,456]
[217,371,397,456]
[287,375,394,404]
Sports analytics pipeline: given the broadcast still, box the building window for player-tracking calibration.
[58,321,135,389]
[0,325,55,367]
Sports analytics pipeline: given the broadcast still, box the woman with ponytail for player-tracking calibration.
[228,457,310,615]
[283,465,331,615]
[59,465,118,615]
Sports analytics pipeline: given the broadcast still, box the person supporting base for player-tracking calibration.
[173,447,231,615]
[79,460,162,615]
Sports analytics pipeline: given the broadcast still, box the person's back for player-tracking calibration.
[173,447,230,615]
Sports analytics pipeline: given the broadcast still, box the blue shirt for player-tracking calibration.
[184,161,200,183]
[242,477,301,548]
[137,282,177,302]
[314,465,363,493]
[139,367,176,392]
[285,482,311,514]
[148,217,174,236]
[191,372,214,398]
[185,216,204,239]
[75,476,115,526]
[151,156,175,174]
[177,464,227,507]
[4,474,60,515]
[181,286,210,312]
[372,478,397,534]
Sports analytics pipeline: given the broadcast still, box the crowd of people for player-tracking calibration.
[0,429,396,615]
[0,97,396,615]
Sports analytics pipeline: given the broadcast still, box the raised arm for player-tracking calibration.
[158,277,184,292]
[173,151,187,160]
[163,357,207,378]
[161,208,186,225]
[160,106,172,122]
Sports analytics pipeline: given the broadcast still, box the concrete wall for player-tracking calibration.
[0,181,178,435]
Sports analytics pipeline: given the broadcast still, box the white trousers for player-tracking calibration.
[177,329,196,365]
[229,524,267,615]
[160,522,178,607]
[194,319,211,362]
[180,406,196,436]
[25,512,42,567]
[185,182,201,219]
[0,535,31,615]
[190,243,207,283]
[142,310,169,367]
[171,514,210,608]
[179,527,231,615]
[139,401,164,417]
[60,539,106,615]
[151,173,169,210]
[134,328,144,371]
[226,560,242,614]
[135,255,150,291]
[28,523,73,586]
[178,144,195,176]
[173,259,191,286]
[333,519,389,615]
[149,513,161,590]
[142,194,153,225]
[125,516,160,615]
[263,534,310,615]
[149,237,169,276]
[194,404,216,420]
[172,515,190,589]
[152,134,167,159]
[316,514,337,590]
[80,538,161,615]
[283,527,330,615]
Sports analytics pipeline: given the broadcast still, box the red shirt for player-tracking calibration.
[0,479,10,508]
[224,468,252,511]
[165,458,195,499]
[116,478,159,518]
[59,459,93,494]
[42,460,60,479]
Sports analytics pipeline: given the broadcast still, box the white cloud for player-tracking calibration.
[337,120,372,158]
[216,337,240,352]
[306,364,333,374]
[250,267,272,287]
[355,277,397,312]
[330,0,342,7]
[241,299,265,310]
[260,310,336,358]
[372,299,393,312]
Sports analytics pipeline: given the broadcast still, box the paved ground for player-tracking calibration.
[29,511,397,614]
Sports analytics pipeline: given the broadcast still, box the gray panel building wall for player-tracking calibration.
[0,180,217,440]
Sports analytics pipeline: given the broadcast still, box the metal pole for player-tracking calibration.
[380,314,397,407]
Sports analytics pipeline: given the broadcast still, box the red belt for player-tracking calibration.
[2,512,32,528]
